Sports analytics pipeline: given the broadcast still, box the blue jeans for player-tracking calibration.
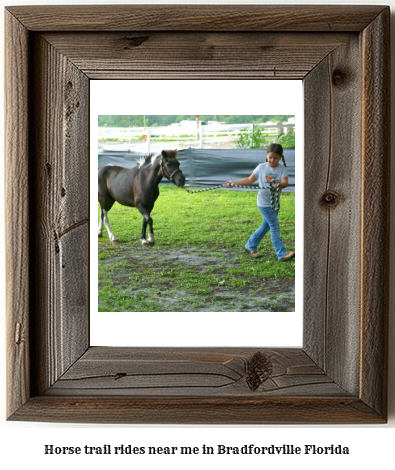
[245,206,287,260]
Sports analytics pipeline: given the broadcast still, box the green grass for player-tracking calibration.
[98,185,295,312]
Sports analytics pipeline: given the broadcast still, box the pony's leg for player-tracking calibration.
[138,205,154,246]
[102,209,118,243]
[147,218,155,245]
[140,218,149,245]
[141,217,155,245]
[98,208,104,237]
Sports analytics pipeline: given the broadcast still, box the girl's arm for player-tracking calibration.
[275,176,289,189]
[225,173,257,187]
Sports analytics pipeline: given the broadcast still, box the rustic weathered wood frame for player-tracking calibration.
[5,5,390,424]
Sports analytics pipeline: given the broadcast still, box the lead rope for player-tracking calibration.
[269,181,281,211]
[185,183,281,211]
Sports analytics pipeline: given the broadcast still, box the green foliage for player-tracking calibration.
[277,132,296,148]
[98,115,294,128]
[237,128,295,150]
[237,126,267,149]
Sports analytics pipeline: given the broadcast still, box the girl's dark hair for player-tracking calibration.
[266,142,287,167]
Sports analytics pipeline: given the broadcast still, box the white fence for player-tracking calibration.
[98,121,294,152]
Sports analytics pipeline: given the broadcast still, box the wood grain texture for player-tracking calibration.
[5,10,31,419]
[5,5,390,424]
[10,396,384,425]
[46,347,344,397]
[360,10,390,418]
[10,350,383,424]
[5,5,386,32]
[29,35,90,395]
[303,56,331,369]
[42,31,350,80]
[304,35,362,395]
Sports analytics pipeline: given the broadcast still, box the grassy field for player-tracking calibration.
[98,185,295,312]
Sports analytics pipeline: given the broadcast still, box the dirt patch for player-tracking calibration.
[99,245,295,312]
[102,246,233,271]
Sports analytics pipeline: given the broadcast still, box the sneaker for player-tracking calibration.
[245,248,263,259]
[281,252,295,261]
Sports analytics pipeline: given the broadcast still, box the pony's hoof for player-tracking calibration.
[141,238,154,246]
[110,238,118,244]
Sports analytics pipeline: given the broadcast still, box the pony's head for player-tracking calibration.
[160,150,185,188]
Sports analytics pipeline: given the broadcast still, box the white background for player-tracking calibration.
[1,1,394,469]
[91,79,304,348]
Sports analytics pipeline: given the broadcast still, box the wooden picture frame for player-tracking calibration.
[5,5,390,424]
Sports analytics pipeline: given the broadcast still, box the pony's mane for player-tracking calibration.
[136,154,154,168]
[136,150,178,168]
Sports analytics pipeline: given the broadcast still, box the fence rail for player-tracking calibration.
[98,122,295,153]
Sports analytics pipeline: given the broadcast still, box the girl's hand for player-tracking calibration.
[225,181,234,187]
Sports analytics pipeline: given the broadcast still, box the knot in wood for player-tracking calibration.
[123,35,149,49]
[332,68,348,87]
[321,190,340,208]
[246,351,273,391]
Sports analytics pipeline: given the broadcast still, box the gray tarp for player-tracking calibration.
[98,148,295,192]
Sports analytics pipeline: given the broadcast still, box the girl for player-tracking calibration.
[225,143,294,261]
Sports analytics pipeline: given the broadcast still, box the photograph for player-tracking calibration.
[97,115,296,313]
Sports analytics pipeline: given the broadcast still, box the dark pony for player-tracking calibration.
[98,150,185,245]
